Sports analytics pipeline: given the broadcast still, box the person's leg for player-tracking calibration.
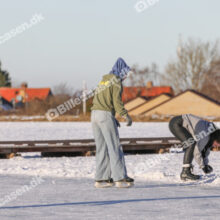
[169,116,200,180]
[169,116,191,142]
[99,112,127,181]
[115,122,128,176]
[183,145,195,165]
[91,111,111,181]
[169,116,195,165]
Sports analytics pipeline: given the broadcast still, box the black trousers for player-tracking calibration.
[169,116,195,165]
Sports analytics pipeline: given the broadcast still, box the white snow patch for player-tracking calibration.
[0,152,219,186]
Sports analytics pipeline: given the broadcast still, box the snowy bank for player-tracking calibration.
[0,152,220,186]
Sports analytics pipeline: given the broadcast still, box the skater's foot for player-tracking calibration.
[180,166,200,181]
[95,178,114,188]
[115,176,134,188]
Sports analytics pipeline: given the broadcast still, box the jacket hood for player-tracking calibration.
[110,57,131,79]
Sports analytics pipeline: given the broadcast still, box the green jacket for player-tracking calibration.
[91,74,128,117]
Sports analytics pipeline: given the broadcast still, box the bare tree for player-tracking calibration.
[11,79,22,88]
[163,38,220,94]
[127,63,160,86]
[201,60,220,102]
[52,82,74,96]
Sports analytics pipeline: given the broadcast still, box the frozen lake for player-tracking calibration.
[0,122,220,219]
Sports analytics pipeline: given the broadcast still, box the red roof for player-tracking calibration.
[0,88,52,102]
[122,86,173,102]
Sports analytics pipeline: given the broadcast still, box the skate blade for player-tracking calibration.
[181,177,201,182]
[94,182,114,188]
[115,182,134,188]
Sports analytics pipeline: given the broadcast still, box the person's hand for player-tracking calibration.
[115,119,120,127]
[202,165,213,174]
[125,114,132,126]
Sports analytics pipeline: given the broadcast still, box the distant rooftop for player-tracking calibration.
[0,86,52,102]
[122,81,173,102]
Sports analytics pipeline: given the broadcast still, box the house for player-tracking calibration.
[122,81,173,102]
[0,83,52,105]
[0,96,13,110]
[129,94,171,116]
[142,90,220,117]
[124,97,147,112]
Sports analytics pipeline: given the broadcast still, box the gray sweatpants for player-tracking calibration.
[91,110,127,181]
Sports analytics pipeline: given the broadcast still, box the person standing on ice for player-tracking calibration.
[91,57,134,188]
[169,114,220,181]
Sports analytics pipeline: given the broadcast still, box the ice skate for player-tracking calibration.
[180,167,200,181]
[115,176,134,188]
[95,178,114,188]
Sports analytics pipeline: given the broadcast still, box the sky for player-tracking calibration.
[0,0,220,91]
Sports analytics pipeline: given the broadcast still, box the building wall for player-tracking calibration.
[124,97,146,112]
[129,94,170,116]
[144,91,220,117]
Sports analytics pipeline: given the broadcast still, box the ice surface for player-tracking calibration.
[0,122,174,141]
[0,175,220,220]
[0,122,220,219]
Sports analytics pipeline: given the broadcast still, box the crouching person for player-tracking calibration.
[169,114,220,181]
[91,58,134,188]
